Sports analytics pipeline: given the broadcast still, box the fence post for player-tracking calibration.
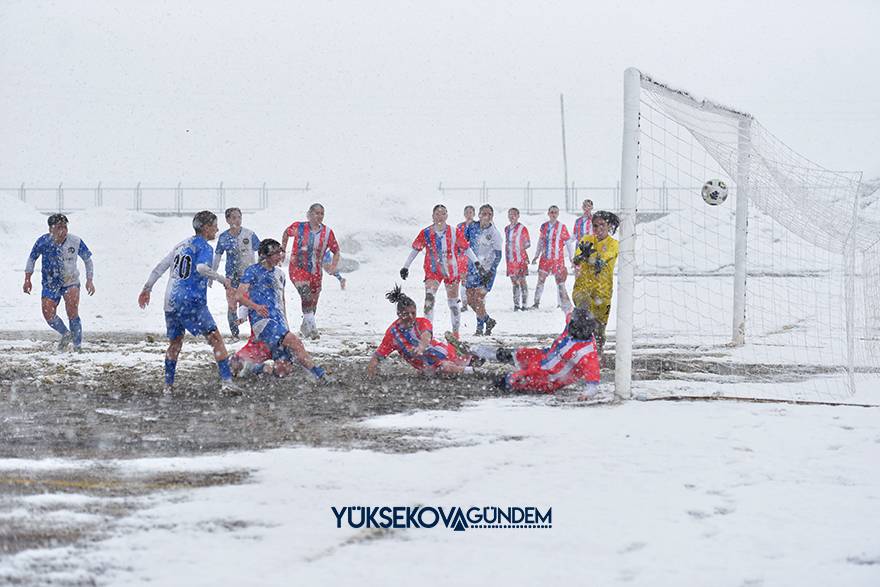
[95,181,102,207]
[135,182,142,211]
[262,182,267,209]
[57,182,64,213]
[19,182,25,203]
[177,182,182,215]
[218,182,225,211]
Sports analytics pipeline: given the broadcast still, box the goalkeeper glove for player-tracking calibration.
[399,267,409,280]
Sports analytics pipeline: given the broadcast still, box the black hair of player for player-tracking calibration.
[259,238,282,259]
[225,207,241,219]
[47,213,69,227]
[479,204,493,214]
[464,205,475,213]
[508,207,520,215]
[592,210,621,234]
[308,203,324,213]
[567,307,598,341]
[192,210,218,234]
[386,284,416,313]
[548,205,559,213]
[432,204,447,214]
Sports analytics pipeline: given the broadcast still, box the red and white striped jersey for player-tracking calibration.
[509,329,599,393]
[412,224,470,279]
[505,222,531,264]
[572,215,592,241]
[375,317,458,371]
[537,221,570,261]
[285,221,339,277]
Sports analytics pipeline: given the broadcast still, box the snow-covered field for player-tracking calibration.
[1,192,879,585]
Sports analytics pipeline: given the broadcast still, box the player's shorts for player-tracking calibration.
[457,256,469,279]
[41,283,79,302]
[411,343,461,373]
[423,268,461,285]
[290,268,323,299]
[465,266,497,292]
[236,337,272,364]
[513,347,545,371]
[165,304,218,339]
[506,260,529,277]
[253,318,289,348]
[538,258,568,280]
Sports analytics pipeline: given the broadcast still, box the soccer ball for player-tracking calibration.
[701,179,728,206]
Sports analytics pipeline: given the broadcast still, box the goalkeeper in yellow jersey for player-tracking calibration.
[572,211,620,356]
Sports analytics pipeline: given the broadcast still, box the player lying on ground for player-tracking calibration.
[138,210,237,393]
[366,285,481,379]
[281,202,340,340]
[23,213,96,351]
[447,307,600,398]
[464,204,503,336]
[236,239,326,381]
[571,210,620,356]
[212,207,260,339]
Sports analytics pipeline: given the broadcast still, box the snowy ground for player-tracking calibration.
[1,192,879,585]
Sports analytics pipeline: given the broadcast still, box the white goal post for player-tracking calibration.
[613,67,879,403]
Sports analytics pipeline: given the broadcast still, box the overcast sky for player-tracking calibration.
[1,0,878,193]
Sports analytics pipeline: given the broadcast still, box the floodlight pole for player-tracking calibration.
[560,93,570,209]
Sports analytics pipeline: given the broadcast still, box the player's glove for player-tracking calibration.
[573,240,595,265]
[399,267,409,280]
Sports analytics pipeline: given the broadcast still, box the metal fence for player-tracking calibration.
[2,182,311,215]
[437,181,677,215]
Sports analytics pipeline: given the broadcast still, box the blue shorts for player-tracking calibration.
[165,305,218,340]
[272,346,293,362]
[465,267,497,292]
[255,318,289,349]
[228,274,242,288]
[42,283,79,303]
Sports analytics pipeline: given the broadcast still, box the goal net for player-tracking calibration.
[613,68,880,403]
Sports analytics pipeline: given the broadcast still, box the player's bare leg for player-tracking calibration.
[280,331,326,380]
[40,296,71,349]
[225,287,240,339]
[423,279,440,323]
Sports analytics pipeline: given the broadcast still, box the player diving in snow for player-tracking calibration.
[399,204,479,339]
[138,210,238,393]
[366,285,481,378]
[23,213,96,351]
[212,207,260,339]
[235,239,326,381]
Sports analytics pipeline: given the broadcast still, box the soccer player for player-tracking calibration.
[212,207,260,339]
[448,307,600,397]
[530,205,573,313]
[572,210,620,356]
[138,210,237,393]
[280,203,340,339]
[504,207,530,311]
[23,213,96,351]
[237,239,326,381]
[322,249,346,289]
[366,285,478,378]
[571,199,593,278]
[399,204,478,338]
[456,205,476,312]
[465,204,503,336]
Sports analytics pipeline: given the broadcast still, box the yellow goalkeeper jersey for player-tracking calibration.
[572,234,619,309]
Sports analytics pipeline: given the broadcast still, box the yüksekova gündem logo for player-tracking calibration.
[332,506,552,532]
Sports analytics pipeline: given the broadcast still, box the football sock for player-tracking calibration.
[164,358,177,386]
[217,357,232,381]
[512,284,521,307]
[47,316,68,336]
[448,298,461,332]
[471,345,499,361]
[534,283,544,305]
[227,310,239,336]
[521,284,529,307]
[69,317,82,346]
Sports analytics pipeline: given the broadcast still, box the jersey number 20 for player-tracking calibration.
[173,254,193,279]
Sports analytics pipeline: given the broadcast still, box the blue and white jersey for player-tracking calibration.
[25,233,92,290]
[146,236,215,313]
[240,263,288,337]
[467,223,503,271]
[213,227,260,278]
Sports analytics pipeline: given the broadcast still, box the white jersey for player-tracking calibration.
[468,223,504,268]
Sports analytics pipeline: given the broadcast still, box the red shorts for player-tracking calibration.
[457,256,469,278]
[538,258,568,279]
[289,267,323,296]
[514,347,544,370]
[236,337,272,364]
[423,269,461,285]
[506,260,529,277]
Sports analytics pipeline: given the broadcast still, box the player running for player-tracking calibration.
[572,210,620,356]
[399,204,478,338]
[281,203,340,340]
[530,205,573,313]
[236,239,326,381]
[366,285,478,378]
[23,213,96,351]
[504,207,530,311]
[456,205,476,312]
[447,307,600,398]
[212,207,260,339]
[465,204,503,336]
[138,211,237,393]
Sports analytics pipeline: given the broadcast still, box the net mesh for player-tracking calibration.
[626,72,880,403]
